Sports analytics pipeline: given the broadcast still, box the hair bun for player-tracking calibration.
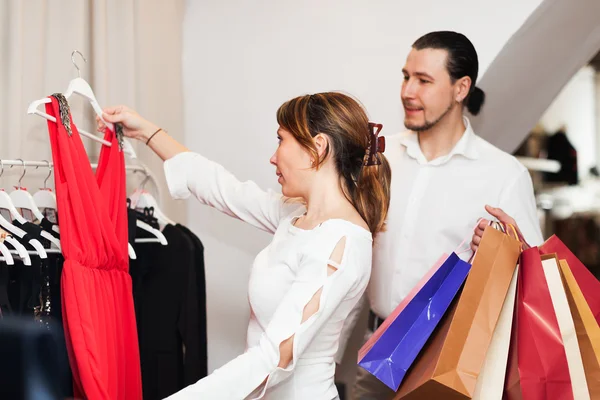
[467,86,485,116]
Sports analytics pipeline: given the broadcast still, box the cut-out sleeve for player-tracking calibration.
[163,152,303,234]
[166,232,365,399]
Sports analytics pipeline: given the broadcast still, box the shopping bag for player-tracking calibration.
[357,252,471,391]
[504,248,574,400]
[358,253,448,361]
[395,225,521,400]
[557,259,600,398]
[540,235,600,324]
[503,291,522,400]
[472,265,518,400]
[541,254,589,399]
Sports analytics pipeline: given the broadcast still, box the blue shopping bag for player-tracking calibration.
[358,252,471,391]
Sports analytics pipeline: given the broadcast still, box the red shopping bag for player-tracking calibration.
[504,247,574,400]
[540,235,600,324]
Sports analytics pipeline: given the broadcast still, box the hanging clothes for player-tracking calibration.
[0,217,73,398]
[45,94,142,399]
[175,224,208,380]
[129,219,207,400]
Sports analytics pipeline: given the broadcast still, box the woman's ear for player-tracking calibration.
[314,134,329,159]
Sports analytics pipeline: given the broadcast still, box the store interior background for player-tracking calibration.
[2,0,600,396]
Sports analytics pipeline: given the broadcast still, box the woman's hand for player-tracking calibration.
[97,105,188,161]
[471,205,526,252]
[96,105,160,142]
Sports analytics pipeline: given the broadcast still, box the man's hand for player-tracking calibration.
[471,205,525,252]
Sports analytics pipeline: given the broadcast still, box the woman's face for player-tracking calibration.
[270,127,313,198]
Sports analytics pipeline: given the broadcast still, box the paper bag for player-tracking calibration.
[541,254,590,399]
[358,253,448,361]
[504,248,573,400]
[358,253,471,391]
[395,226,520,400]
[540,235,600,324]
[472,265,518,400]
[558,259,600,398]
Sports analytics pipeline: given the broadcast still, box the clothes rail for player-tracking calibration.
[0,159,161,199]
[1,159,146,172]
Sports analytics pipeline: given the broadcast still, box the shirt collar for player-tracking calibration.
[400,116,480,165]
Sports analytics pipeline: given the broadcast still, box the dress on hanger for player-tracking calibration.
[45,95,142,399]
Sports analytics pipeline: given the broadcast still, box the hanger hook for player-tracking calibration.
[136,166,151,192]
[71,50,87,78]
[0,159,4,180]
[42,160,52,189]
[12,159,26,188]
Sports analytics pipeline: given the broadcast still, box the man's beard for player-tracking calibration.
[405,101,454,132]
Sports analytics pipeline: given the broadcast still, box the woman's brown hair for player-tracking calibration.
[276,92,391,236]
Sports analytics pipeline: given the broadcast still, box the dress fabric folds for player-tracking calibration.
[45,96,142,399]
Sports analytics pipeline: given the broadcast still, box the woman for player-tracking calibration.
[99,92,391,400]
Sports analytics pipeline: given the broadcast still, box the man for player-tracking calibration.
[345,31,544,399]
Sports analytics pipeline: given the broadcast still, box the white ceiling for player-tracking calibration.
[471,0,600,153]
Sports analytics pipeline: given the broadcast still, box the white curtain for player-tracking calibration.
[0,0,186,222]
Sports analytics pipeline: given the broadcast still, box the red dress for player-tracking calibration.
[46,96,143,399]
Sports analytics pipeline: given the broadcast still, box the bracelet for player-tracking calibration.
[146,128,163,145]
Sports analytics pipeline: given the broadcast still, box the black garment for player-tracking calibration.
[0,317,70,400]
[10,221,49,323]
[40,217,60,239]
[545,130,579,185]
[0,261,11,316]
[0,219,72,398]
[130,224,208,400]
[175,224,208,380]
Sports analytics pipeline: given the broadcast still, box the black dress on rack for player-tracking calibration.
[0,219,72,399]
[128,208,208,400]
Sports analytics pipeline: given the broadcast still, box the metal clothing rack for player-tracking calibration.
[0,159,165,261]
[0,159,161,198]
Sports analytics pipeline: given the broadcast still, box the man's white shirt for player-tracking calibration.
[335,117,543,361]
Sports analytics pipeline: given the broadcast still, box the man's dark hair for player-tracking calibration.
[413,31,485,115]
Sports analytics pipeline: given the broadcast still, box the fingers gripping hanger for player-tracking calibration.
[9,160,61,250]
[27,50,136,158]
[0,160,33,265]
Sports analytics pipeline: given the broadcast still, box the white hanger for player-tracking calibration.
[9,161,61,250]
[131,190,175,228]
[130,169,175,229]
[128,243,137,259]
[4,236,31,266]
[32,161,57,210]
[135,219,168,245]
[0,161,47,259]
[0,232,14,265]
[33,162,60,235]
[26,51,136,159]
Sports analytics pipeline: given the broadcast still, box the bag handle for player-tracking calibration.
[455,219,528,264]
[498,221,530,250]
[454,218,498,263]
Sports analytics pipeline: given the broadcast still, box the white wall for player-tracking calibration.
[540,66,597,178]
[180,0,545,387]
